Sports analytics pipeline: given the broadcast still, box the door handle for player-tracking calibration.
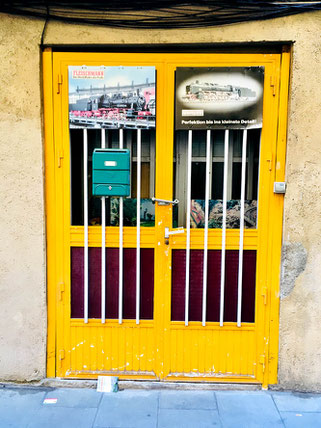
[152,197,179,206]
[164,227,185,244]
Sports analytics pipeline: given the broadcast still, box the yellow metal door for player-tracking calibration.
[44,50,289,386]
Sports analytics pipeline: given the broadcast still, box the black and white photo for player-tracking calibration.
[175,67,264,130]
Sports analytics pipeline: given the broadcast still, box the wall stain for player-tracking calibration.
[281,242,307,299]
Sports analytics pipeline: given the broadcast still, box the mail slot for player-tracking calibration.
[92,149,130,197]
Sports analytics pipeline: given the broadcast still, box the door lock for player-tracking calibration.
[152,197,179,206]
[164,227,185,245]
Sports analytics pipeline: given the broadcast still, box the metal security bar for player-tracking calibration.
[219,129,229,327]
[119,128,124,324]
[83,128,89,324]
[173,127,261,327]
[237,129,248,327]
[185,130,192,326]
[101,129,106,324]
[136,129,142,325]
[202,130,211,327]
[81,128,145,323]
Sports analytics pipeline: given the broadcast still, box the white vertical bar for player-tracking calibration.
[246,137,254,199]
[149,133,156,197]
[119,128,124,324]
[202,130,211,327]
[101,198,106,323]
[220,129,229,327]
[83,129,89,324]
[227,136,234,200]
[237,130,247,327]
[185,130,192,326]
[136,129,141,325]
[101,129,106,324]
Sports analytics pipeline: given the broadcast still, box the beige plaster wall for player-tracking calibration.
[0,10,320,389]
[0,15,46,381]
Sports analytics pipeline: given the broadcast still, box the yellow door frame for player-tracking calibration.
[43,48,290,387]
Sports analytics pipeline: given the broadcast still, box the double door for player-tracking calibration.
[44,51,288,386]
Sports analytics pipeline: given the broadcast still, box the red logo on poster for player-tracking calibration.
[72,70,104,79]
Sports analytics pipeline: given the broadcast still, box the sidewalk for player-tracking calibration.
[1,385,321,428]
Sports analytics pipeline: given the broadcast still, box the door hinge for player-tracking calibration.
[270,76,276,96]
[58,349,65,369]
[261,286,268,305]
[57,74,63,94]
[266,154,273,172]
[259,354,266,373]
[58,282,65,301]
[57,149,64,168]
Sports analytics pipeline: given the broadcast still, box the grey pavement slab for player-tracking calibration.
[216,391,284,428]
[94,390,159,428]
[43,387,103,408]
[1,385,321,428]
[0,387,47,428]
[158,408,221,428]
[27,406,97,428]
[159,390,217,410]
[272,391,321,412]
[281,411,321,428]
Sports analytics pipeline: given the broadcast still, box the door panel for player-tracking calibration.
[47,51,284,385]
[171,249,256,323]
[71,247,154,319]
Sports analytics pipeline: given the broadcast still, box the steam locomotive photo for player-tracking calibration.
[71,90,147,112]
[175,66,264,130]
[184,80,256,101]
[69,88,155,129]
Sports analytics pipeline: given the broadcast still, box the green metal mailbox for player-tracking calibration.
[92,149,130,197]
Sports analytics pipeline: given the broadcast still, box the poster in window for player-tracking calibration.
[175,67,264,130]
[68,66,156,129]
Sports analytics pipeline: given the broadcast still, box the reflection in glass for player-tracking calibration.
[190,199,257,229]
[109,198,155,227]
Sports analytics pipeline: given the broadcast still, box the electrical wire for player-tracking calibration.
[1,1,320,28]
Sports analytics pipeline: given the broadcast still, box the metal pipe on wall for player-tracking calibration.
[101,129,106,324]
[136,129,141,325]
[220,129,229,327]
[185,130,192,326]
[83,128,89,323]
[237,129,248,327]
[119,128,124,324]
[202,129,211,327]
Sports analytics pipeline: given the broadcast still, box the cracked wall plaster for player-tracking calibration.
[280,242,307,299]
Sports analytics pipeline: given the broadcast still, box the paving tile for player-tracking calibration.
[216,391,283,428]
[281,411,321,428]
[159,390,216,410]
[43,387,102,408]
[272,392,321,412]
[94,390,158,428]
[0,387,47,428]
[27,407,97,428]
[158,408,221,428]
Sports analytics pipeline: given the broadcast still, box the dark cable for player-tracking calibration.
[1,1,320,29]
[40,4,49,46]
